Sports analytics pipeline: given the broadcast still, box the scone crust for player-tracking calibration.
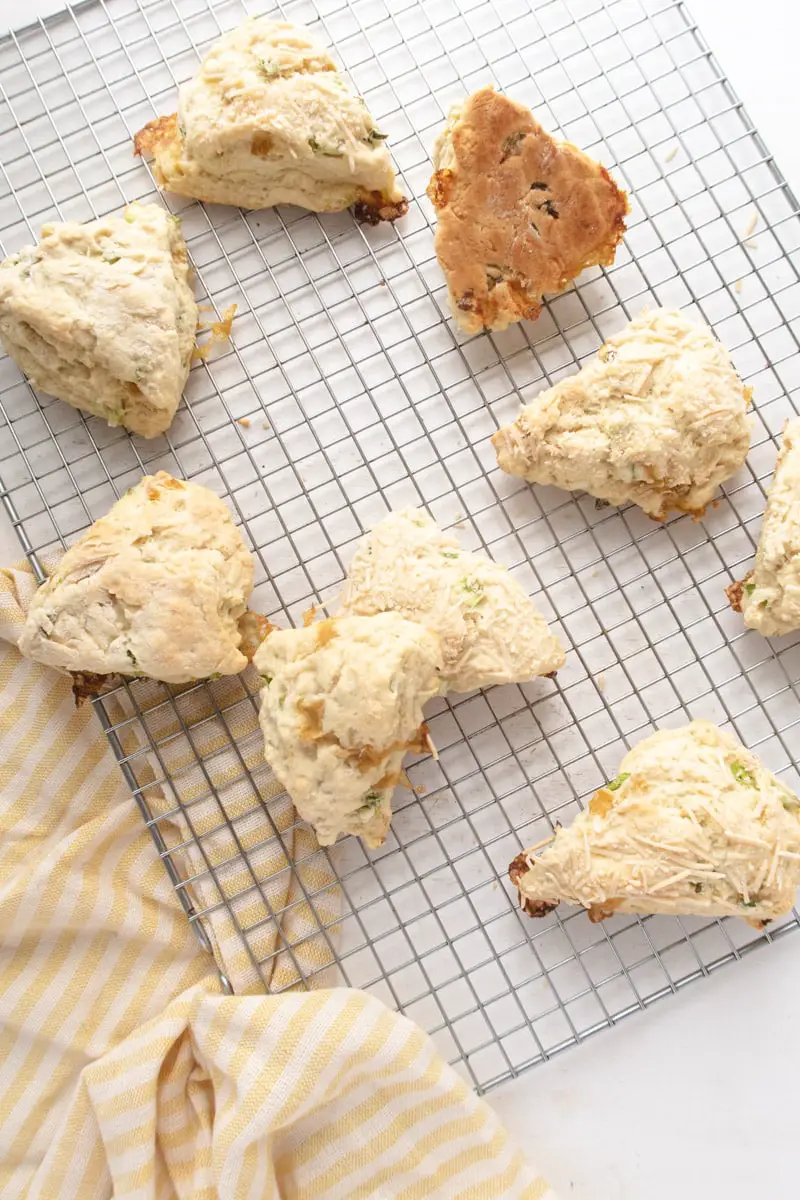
[19,472,253,684]
[728,419,800,636]
[135,18,407,220]
[0,203,197,438]
[427,87,628,333]
[511,720,800,926]
[492,307,751,520]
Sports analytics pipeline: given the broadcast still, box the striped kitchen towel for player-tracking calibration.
[0,562,553,1200]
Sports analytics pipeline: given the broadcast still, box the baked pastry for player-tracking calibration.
[727,419,800,636]
[135,17,406,223]
[19,472,253,685]
[493,308,751,520]
[339,507,565,692]
[255,613,442,847]
[427,86,628,333]
[0,203,197,438]
[510,720,800,927]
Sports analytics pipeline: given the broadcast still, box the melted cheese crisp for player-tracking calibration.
[0,204,197,438]
[339,508,565,693]
[729,419,800,636]
[510,720,800,926]
[19,472,253,685]
[493,308,751,520]
[135,18,406,222]
[255,613,442,847]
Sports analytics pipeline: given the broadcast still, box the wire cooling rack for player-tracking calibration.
[1,0,800,1094]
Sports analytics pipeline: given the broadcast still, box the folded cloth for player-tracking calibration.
[0,563,553,1199]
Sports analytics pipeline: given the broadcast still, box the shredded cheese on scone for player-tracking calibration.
[135,17,406,222]
[493,308,751,520]
[728,418,800,636]
[510,720,800,926]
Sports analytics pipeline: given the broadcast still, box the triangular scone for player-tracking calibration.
[493,308,751,520]
[255,614,442,847]
[427,87,628,333]
[727,419,800,636]
[135,17,407,223]
[0,204,196,438]
[510,720,800,927]
[19,473,253,685]
[339,508,565,693]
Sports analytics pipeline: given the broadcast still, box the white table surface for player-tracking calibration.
[0,1,797,1196]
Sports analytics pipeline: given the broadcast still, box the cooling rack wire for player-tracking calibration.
[0,0,799,1093]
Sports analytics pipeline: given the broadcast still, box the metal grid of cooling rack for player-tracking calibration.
[1,0,799,1094]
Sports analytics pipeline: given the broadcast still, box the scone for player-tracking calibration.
[19,472,253,685]
[493,308,751,520]
[427,86,628,333]
[339,507,565,693]
[0,204,197,438]
[255,613,442,847]
[135,17,407,223]
[727,419,800,636]
[510,721,800,928]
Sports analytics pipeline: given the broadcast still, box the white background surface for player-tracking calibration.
[0,1,798,1196]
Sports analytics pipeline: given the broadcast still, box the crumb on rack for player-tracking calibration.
[262,421,270,430]
[238,417,251,428]
[744,239,759,251]
[735,279,743,294]
[665,145,678,162]
[742,212,759,238]
[595,671,606,693]
[193,303,237,361]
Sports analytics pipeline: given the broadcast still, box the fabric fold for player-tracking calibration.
[0,561,553,1198]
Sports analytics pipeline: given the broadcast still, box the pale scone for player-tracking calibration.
[727,419,800,636]
[0,204,197,438]
[135,17,407,223]
[19,472,253,685]
[255,613,442,847]
[493,308,751,520]
[339,507,565,693]
[510,721,800,928]
[427,86,628,333]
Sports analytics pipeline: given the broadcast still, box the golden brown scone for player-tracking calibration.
[339,507,565,692]
[427,87,628,334]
